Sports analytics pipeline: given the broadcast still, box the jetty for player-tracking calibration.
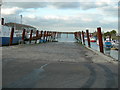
[1,18,119,89]
[2,29,118,88]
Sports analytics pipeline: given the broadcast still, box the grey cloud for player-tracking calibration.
[2,2,49,9]
[101,6,118,17]
[2,14,117,32]
[79,2,108,10]
[51,2,80,9]
[2,2,109,10]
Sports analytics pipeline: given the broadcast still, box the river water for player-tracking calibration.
[57,33,118,60]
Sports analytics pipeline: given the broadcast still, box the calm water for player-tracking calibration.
[57,33,118,60]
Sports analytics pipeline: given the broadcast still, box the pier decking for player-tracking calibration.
[2,42,118,88]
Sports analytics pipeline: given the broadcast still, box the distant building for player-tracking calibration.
[4,22,37,33]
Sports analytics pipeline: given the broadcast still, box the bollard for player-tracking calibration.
[9,27,14,46]
[22,29,26,41]
[97,27,104,53]
[35,30,39,44]
[82,31,85,45]
[29,30,33,43]
[86,30,91,47]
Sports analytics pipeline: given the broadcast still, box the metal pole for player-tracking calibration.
[97,27,104,53]
[86,30,91,47]
[20,15,22,25]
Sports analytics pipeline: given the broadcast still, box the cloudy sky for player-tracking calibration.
[1,0,119,32]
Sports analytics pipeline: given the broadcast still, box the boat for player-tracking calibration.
[90,37,96,42]
[104,37,112,48]
[0,25,22,46]
[84,37,87,40]
[111,40,119,50]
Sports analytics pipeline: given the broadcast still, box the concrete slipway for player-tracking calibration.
[2,42,118,88]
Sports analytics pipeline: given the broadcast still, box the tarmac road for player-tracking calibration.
[2,42,118,88]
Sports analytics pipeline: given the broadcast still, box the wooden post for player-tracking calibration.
[86,30,91,47]
[47,31,49,41]
[50,31,52,41]
[40,31,43,39]
[74,32,77,39]
[35,30,39,44]
[29,30,33,43]
[97,27,104,53]
[82,31,85,45]
[46,31,49,42]
[43,31,46,42]
[79,32,82,43]
[1,18,4,25]
[22,29,26,41]
[9,27,14,46]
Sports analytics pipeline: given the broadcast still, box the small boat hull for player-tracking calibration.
[1,37,22,46]
[90,40,96,42]
[104,41,112,48]
[90,37,96,42]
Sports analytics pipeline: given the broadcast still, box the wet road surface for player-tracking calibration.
[2,42,118,88]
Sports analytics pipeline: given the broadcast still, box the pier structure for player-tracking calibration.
[1,19,119,88]
[74,27,104,54]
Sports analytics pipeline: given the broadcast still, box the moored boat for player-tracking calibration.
[90,37,96,42]
[0,25,22,46]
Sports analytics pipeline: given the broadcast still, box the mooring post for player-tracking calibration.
[9,27,14,46]
[40,30,43,39]
[97,27,104,53]
[86,30,91,47]
[40,30,43,43]
[82,31,85,45]
[1,18,4,25]
[79,32,82,43]
[74,32,77,39]
[22,29,26,42]
[54,32,56,40]
[46,31,48,42]
[50,31,52,41]
[29,30,33,44]
[35,30,39,44]
[43,31,46,42]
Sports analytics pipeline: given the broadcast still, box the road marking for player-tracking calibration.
[4,63,49,88]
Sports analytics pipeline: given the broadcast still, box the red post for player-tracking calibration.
[46,31,48,41]
[86,30,91,47]
[22,29,26,41]
[9,27,14,46]
[1,18,4,25]
[40,31,43,39]
[74,32,77,39]
[29,30,33,43]
[43,31,46,42]
[82,31,85,45]
[35,30,39,44]
[97,27,104,53]
[47,31,50,42]
[79,32,81,40]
